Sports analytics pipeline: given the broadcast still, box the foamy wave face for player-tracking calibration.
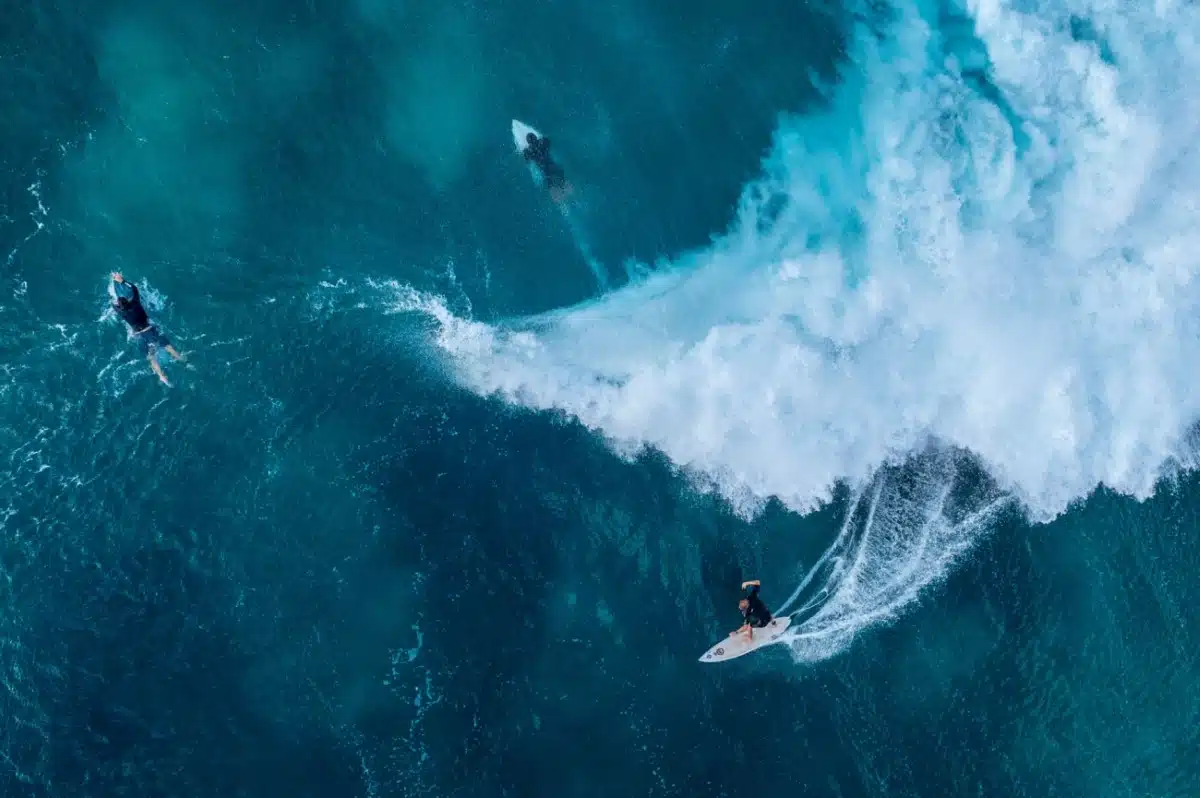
[379,0,1200,661]
[423,0,1200,523]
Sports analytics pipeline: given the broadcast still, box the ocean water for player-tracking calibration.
[2,0,1199,795]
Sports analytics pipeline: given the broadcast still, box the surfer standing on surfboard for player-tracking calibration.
[732,580,773,641]
[523,132,571,203]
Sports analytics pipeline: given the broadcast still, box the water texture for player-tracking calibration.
[1,0,1198,795]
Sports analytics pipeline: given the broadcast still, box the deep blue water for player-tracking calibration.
[3,0,1200,796]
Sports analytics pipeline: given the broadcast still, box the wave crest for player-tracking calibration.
[417,0,1200,525]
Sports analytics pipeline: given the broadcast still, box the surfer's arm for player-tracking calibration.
[741,580,760,589]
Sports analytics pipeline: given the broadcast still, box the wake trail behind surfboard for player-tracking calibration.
[559,205,610,292]
[512,119,609,293]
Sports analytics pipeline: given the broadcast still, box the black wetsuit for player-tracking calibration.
[114,284,170,354]
[114,284,150,330]
[523,136,567,190]
[742,585,773,628]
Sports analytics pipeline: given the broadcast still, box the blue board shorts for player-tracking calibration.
[135,325,170,356]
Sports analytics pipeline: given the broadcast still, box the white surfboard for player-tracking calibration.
[512,119,542,154]
[699,616,792,663]
[512,119,549,190]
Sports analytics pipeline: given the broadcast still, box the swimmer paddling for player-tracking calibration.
[110,272,186,386]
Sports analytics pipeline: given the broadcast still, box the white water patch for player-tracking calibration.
[372,0,1200,656]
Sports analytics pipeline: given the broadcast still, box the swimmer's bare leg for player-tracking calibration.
[164,345,187,362]
[148,350,170,386]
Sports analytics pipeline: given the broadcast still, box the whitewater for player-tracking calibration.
[378,0,1200,658]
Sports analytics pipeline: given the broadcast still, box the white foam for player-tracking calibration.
[379,0,1200,656]
[419,0,1200,522]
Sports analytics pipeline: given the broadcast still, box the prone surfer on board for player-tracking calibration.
[110,272,187,386]
[732,580,773,641]
[523,132,571,203]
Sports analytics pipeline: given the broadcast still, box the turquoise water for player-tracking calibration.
[2,0,1199,795]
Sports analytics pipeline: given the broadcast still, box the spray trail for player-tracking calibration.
[776,450,1013,662]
